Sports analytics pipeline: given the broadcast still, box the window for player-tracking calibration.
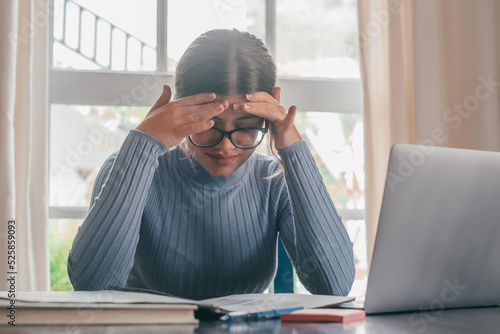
[49,0,364,293]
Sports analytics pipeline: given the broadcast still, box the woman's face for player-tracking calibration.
[186,94,266,177]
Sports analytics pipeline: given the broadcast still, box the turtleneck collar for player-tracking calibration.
[176,142,250,189]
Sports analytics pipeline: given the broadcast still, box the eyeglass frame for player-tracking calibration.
[188,120,269,149]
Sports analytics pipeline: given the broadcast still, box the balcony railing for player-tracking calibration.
[54,0,156,70]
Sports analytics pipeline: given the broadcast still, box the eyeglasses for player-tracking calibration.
[189,120,268,149]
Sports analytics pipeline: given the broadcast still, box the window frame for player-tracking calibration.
[48,0,364,221]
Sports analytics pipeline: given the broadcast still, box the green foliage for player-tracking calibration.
[49,225,74,291]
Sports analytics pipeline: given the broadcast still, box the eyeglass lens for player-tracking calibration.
[190,128,264,148]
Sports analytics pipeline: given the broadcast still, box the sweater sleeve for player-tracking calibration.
[67,129,166,291]
[276,140,355,296]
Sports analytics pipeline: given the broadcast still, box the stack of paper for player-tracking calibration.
[0,290,354,325]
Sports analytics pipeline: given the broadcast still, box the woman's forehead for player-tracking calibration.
[213,94,246,103]
[209,94,265,123]
[212,110,262,122]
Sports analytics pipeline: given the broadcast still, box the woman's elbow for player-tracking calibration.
[338,250,356,296]
[339,266,355,296]
[67,255,84,291]
[67,254,99,291]
[300,264,355,296]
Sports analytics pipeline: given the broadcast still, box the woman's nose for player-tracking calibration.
[215,134,235,150]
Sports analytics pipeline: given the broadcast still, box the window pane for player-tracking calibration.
[295,111,364,210]
[50,218,82,291]
[53,0,157,71]
[292,110,366,293]
[50,104,148,207]
[276,0,360,78]
[345,219,368,294]
[167,0,266,72]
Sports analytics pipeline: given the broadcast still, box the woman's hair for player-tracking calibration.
[175,29,283,170]
[174,29,276,99]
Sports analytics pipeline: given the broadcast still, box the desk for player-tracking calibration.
[1,306,499,333]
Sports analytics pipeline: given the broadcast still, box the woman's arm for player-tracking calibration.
[236,89,355,295]
[68,85,226,290]
[67,130,166,290]
[276,140,355,296]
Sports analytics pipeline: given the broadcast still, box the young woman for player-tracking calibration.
[67,29,355,300]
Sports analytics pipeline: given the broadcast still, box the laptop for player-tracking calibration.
[352,143,500,314]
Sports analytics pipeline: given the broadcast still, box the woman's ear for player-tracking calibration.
[273,87,281,103]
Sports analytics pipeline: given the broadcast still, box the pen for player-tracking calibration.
[220,307,304,322]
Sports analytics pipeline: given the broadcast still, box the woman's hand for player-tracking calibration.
[136,85,227,149]
[235,87,302,150]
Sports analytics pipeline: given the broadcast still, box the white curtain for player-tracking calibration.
[0,0,50,291]
[358,0,500,264]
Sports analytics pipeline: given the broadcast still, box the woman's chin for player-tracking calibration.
[206,165,237,177]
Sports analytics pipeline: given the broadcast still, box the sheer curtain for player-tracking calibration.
[358,0,500,264]
[0,0,50,291]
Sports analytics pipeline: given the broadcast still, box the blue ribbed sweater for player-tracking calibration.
[67,129,355,299]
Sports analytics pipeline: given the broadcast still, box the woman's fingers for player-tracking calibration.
[272,87,281,103]
[282,105,297,129]
[246,91,278,104]
[175,91,217,107]
[237,91,287,122]
[177,101,227,126]
[173,92,227,125]
[149,85,172,113]
[180,118,216,135]
[235,90,302,150]
[236,101,287,123]
[273,105,302,150]
[136,89,227,148]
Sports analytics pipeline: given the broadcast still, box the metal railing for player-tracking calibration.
[54,0,156,70]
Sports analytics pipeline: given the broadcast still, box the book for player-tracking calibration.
[0,290,198,325]
[0,290,354,325]
[280,308,366,323]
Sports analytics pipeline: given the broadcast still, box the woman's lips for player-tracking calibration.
[206,153,238,166]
